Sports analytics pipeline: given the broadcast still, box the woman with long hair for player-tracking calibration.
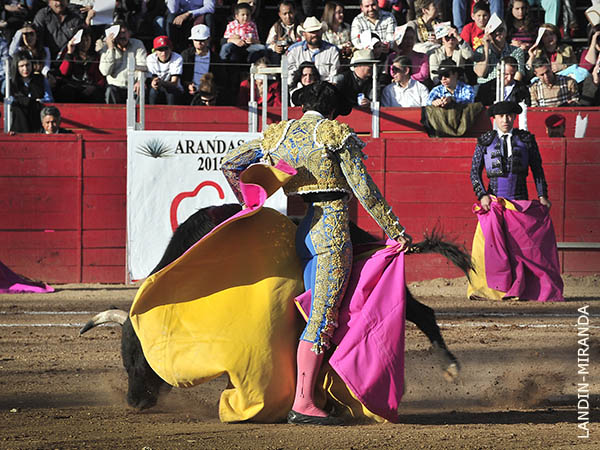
[505,0,537,51]
[321,1,352,60]
[9,22,50,78]
[8,50,53,132]
[57,28,105,103]
[290,61,320,105]
[526,23,576,73]
[580,25,600,74]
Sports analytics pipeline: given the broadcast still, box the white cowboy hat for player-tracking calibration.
[298,16,326,33]
[350,49,379,66]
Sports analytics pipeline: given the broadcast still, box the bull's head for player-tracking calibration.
[79,310,171,410]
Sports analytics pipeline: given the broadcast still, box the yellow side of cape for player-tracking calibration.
[129,206,304,423]
[467,198,518,301]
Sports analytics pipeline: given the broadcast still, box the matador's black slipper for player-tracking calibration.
[287,410,345,426]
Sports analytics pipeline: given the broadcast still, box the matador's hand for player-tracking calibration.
[396,233,412,252]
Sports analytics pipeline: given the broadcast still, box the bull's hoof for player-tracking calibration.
[443,362,460,382]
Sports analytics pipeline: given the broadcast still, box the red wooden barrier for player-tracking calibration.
[1,132,598,283]
[27,104,600,139]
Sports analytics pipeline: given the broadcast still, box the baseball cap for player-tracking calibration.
[153,35,172,50]
[189,24,210,41]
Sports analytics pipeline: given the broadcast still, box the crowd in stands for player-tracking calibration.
[0,0,599,132]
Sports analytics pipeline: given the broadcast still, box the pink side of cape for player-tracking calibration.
[476,199,564,302]
[296,241,406,423]
[0,261,54,294]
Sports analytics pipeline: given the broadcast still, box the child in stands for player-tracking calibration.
[219,2,266,63]
[460,1,490,51]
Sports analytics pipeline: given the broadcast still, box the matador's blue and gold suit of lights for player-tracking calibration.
[221,112,406,353]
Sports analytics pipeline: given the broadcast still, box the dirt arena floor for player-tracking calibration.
[0,276,598,449]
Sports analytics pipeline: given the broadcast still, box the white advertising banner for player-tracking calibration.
[126,130,285,281]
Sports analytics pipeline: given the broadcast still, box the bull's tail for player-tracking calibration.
[406,229,473,279]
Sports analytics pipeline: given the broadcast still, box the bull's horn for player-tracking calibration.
[79,309,128,335]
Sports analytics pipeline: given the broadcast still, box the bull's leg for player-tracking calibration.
[405,287,460,381]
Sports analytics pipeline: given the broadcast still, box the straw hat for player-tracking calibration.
[350,49,379,66]
[298,17,326,33]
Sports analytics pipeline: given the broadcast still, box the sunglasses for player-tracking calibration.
[155,46,169,51]
[442,35,456,41]
[391,66,404,74]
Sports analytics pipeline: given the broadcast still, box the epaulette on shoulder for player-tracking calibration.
[315,120,355,151]
[262,121,290,151]
[513,128,534,142]
[477,130,496,146]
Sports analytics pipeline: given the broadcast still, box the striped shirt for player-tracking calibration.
[350,10,397,47]
[427,80,475,105]
[529,75,579,107]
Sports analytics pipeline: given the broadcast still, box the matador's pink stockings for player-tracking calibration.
[291,340,327,417]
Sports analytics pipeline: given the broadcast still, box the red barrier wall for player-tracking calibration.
[37,104,600,138]
[1,132,598,284]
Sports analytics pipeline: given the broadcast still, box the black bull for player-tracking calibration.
[80,204,472,410]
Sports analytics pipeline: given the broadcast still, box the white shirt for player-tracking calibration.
[146,51,184,90]
[381,79,429,107]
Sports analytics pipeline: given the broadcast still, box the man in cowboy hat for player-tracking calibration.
[286,16,340,86]
[471,100,550,211]
[427,58,474,108]
[333,48,379,108]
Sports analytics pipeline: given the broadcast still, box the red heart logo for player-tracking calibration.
[169,181,225,232]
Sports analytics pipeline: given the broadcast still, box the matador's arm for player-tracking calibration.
[220,138,264,204]
[336,134,406,240]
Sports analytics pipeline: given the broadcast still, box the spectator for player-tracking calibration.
[146,35,183,105]
[237,57,281,107]
[99,21,147,104]
[429,26,474,85]
[116,0,167,38]
[290,61,320,106]
[505,0,537,51]
[476,56,530,106]
[167,0,214,52]
[8,50,53,133]
[265,0,301,65]
[381,54,429,107]
[474,20,525,84]
[580,58,600,107]
[526,23,576,74]
[0,35,8,90]
[529,57,578,107]
[39,105,72,133]
[9,22,50,78]
[407,0,440,54]
[191,72,217,105]
[219,2,266,64]
[386,24,430,87]
[427,58,474,107]
[181,24,220,105]
[350,0,396,60]
[526,0,558,26]
[333,48,378,108]
[580,25,600,74]
[33,0,91,59]
[57,27,105,103]
[453,0,503,33]
[287,16,340,85]
[459,1,489,51]
[2,0,43,44]
[544,114,565,137]
[321,1,353,61]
